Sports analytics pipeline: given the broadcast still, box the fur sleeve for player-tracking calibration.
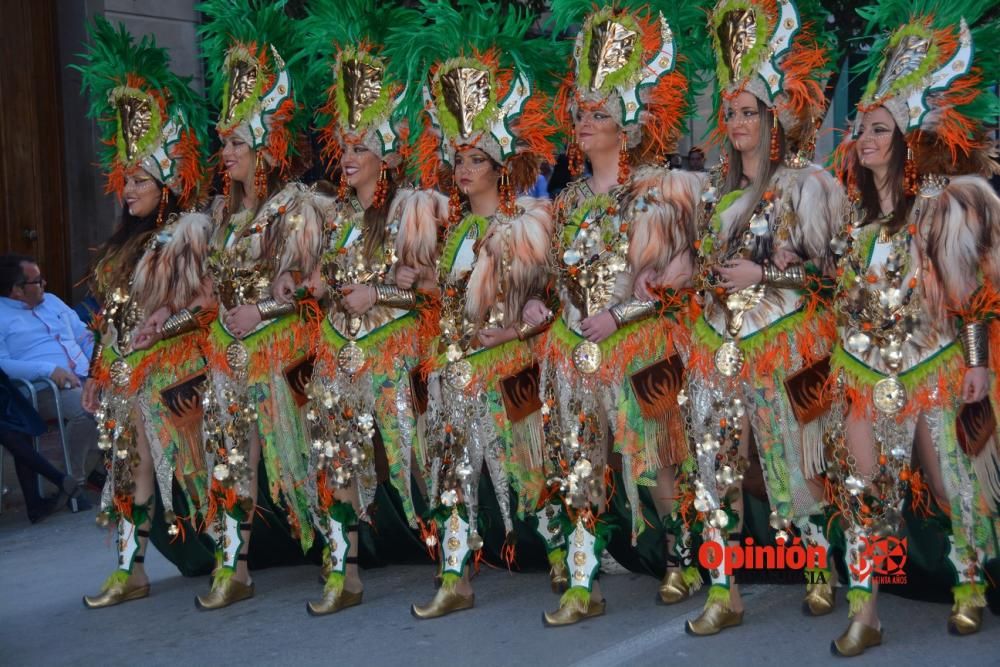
[466,196,554,325]
[920,175,1000,321]
[613,166,703,303]
[785,165,845,273]
[393,188,447,273]
[132,212,213,314]
[626,166,705,276]
[276,187,327,280]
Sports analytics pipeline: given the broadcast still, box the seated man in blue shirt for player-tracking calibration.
[0,255,98,482]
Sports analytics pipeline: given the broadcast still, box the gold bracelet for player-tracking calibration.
[609,300,657,328]
[256,297,296,320]
[960,321,989,367]
[762,263,806,288]
[515,319,548,341]
[161,309,198,338]
[374,285,417,309]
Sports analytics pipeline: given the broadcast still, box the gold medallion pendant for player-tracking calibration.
[873,377,906,415]
[226,341,250,371]
[572,340,602,375]
[445,359,473,390]
[337,341,366,375]
[714,341,744,377]
[109,359,132,388]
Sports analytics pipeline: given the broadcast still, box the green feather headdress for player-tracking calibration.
[548,0,712,158]
[708,0,837,150]
[300,0,423,170]
[852,0,999,174]
[387,0,565,189]
[198,0,313,173]
[74,17,208,207]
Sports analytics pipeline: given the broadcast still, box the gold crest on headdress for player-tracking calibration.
[440,66,491,138]
[587,19,637,91]
[341,58,384,130]
[717,9,757,83]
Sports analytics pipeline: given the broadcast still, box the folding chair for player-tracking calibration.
[10,378,81,513]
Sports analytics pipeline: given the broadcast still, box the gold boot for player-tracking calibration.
[82,577,150,609]
[550,561,568,594]
[411,587,475,619]
[948,602,983,636]
[658,570,690,605]
[830,621,882,657]
[543,597,606,627]
[803,581,835,616]
[307,587,363,616]
[195,577,254,610]
[685,602,744,636]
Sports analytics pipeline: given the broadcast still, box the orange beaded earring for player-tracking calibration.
[617,131,630,185]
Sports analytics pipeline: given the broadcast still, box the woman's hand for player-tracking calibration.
[395,266,419,290]
[477,327,518,349]
[223,304,263,339]
[580,310,617,343]
[133,306,171,350]
[272,272,297,304]
[961,366,990,404]
[634,268,657,301]
[341,284,376,316]
[771,248,800,271]
[521,299,552,327]
[81,378,100,413]
[715,259,763,294]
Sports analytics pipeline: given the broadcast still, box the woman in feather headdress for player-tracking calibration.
[681,0,844,637]
[538,0,709,626]
[75,18,213,609]
[825,1,1000,655]
[290,0,446,616]
[193,0,330,610]
[384,0,560,620]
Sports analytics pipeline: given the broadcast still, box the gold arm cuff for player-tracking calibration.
[609,300,657,328]
[762,263,806,288]
[960,321,989,367]
[515,319,549,341]
[374,285,417,309]
[161,309,198,339]
[256,297,296,320]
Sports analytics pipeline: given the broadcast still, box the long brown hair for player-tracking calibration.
[722,99,785,264]
[221,156,285,258]
[90,189,180,297]
[359,167,402,264]
[854,126,913,234]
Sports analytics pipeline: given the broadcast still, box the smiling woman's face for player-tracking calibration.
[854,106,896,175]
[574,107,620,159]
[221,134,254,185]
[340,142,381,189]
[123,168,160,218]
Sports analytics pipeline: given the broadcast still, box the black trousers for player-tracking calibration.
[1,427,65,517]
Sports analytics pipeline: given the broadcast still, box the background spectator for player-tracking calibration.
[687,147,707,172]
[0,368,87,522]
[0,254,99,481]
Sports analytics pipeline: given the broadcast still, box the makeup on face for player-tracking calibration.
[855,106,896,172]
[123,169,160,218]
[454,148,498,197]
[221,135,254,184]
[724,91,762,153]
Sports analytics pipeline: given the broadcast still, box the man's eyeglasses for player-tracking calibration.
[19,278,45,287]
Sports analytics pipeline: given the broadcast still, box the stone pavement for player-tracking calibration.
[1,507,998,667]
